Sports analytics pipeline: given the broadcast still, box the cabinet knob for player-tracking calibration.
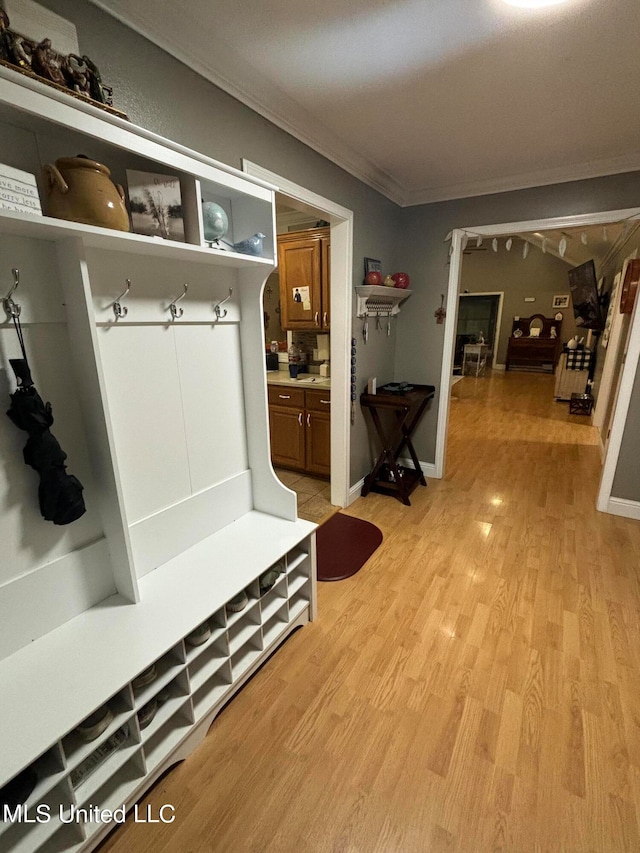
[278,394,291,399]
[306,413,311,427]
[320,399,330,405]
[298,412,303,426]
[323,312,328,326]
[314,312,320,326]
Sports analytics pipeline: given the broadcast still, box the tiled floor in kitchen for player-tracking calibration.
[274,469,339,526]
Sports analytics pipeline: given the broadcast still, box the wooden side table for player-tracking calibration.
[360,384,435,505]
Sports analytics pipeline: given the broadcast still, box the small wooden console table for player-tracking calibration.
[360,383,435,505]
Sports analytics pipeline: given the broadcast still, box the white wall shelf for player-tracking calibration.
[0,70,317,853]
[355,285,412,317]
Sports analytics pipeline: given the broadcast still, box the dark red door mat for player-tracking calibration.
[316,512,383,581]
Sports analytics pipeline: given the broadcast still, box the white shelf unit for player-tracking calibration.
[0,69,317,853]
[354,285,412,318]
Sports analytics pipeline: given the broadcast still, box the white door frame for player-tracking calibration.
[242,159,353,509]
[592,252,637,432]
[436,207,640,519]
[458,291,505,369]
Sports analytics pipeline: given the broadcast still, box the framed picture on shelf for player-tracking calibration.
[126,169,185,242]
[364,257,382,275]
[552,294,570,309]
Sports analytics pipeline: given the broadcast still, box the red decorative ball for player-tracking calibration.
[392,272,410,289]
[364,271,382,285]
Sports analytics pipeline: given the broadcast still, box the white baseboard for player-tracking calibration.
[347,478,365,505]
[399,458,439,479]
[493,362,506,371]
[604,497,640,520]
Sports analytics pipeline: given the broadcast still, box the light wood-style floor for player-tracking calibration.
[101,371,640,852]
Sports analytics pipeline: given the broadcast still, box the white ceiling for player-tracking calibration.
[92,0,640,206]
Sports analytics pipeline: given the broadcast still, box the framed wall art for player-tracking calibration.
[552,294,570,309]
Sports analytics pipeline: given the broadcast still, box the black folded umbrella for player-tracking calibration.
[7,356,86,526]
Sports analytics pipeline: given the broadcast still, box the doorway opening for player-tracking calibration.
[436,208,640,519]
[455,292,503,375]
[242,160,353,512]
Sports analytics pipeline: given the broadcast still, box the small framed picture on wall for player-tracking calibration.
[552,294,570,309]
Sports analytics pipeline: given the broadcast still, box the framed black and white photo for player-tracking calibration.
[364,257,382,275]
[552,294,570,309]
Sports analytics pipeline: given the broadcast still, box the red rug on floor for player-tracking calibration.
[316,512,383,581]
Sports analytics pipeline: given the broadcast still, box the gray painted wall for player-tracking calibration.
[461,242,582,364]
[35,1,640,500]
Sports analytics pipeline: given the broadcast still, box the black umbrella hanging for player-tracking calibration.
[4,271,86,525]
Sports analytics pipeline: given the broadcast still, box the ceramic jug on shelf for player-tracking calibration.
[566,336,579,350]
[43,155,130,232]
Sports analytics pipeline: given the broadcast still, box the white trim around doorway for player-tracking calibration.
[241,160,354,510]
[436,207,640,518]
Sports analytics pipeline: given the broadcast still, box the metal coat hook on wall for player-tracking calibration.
[169,283,188,319]
[113,279,131,319]
[214,287,233,321]
[3,268,21,319]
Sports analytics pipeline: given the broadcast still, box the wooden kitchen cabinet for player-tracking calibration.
[305,389,331,476]
[278,227,330,330]
[268,386,331,477]
[268,387,307,469]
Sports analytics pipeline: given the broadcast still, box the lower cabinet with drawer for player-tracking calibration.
[268,386,331,477]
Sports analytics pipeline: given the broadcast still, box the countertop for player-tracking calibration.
[266,370,331,390]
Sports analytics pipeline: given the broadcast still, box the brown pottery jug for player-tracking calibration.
[43,156,130,231]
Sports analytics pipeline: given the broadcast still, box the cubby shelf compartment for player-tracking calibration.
[262,607,290,648]
[261,585,289,623]
[79,753,147,829]
[0,799,84,853]
[288,570,311,598]
[62,691,134,774]
[187,639,230,693]
[143,707,193,774]
[0,781,77,853]
[228,615,262,657]
[192,661,233,722]
[225,582,260,629]
[132,644,186,709]
[286,549,309,574]
[289,587,312,622]
[74,733,141,805]
[184,610,227,663]
[36,824,86,853]
[138,671,189,738]
[231,637,263,681]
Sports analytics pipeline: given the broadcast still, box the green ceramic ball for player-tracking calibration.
[202,201,229,241]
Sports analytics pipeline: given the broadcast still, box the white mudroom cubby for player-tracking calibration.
[0,66,317,853]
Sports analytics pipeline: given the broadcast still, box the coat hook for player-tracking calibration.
[113,278,131,319]
[3,268,21,319]
[214,287,233,321]
[169,283,188,319]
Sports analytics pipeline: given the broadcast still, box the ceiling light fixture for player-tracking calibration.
[502,0,569,7]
